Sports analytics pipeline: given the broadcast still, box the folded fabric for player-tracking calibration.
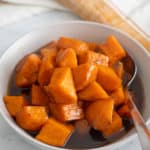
[0,0,67,26]
[0,0,149,35]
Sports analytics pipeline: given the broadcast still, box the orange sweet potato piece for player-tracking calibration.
[31,85,50,106]
[101,112,123,137]
[112,62,124,78]
[38,49,57,85]
[36,118,74,146]
[40,41,57,57]
[78,81,109,101]
[49,103,84,122]
[99,35,126,64]
[72,63,98,91]
[4,96,28,117]
[97,65,121,91]
[111,86,125,106]
[78,50,109,66]
[118,104,131,118]
[56,48,77,68]
[16,54,41,87]
[86,99,114,130]
[16,106,48,131]
[57,37,88,55]
[38,59,53,86]
[47,67,77,104]
[87,42,99,51]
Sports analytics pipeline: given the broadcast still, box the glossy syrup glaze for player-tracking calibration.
[8,69,144,149]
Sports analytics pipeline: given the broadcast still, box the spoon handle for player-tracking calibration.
[127,92,150,149]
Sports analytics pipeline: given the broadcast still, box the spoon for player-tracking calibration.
[123,55,150,150]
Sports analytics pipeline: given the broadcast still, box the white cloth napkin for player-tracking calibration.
[111,0,150,35]
[0,0,150,35]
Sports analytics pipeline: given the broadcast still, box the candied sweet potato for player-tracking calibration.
[78,50,109,66]
[101,112,123,137]
[47,67,77,104]
[72,63,98,91]
[111,86,125,106]
[97,65,121,91]
[112,61,124,78]
[38,60,53,86]
[87,42,99,51]
[36,118,74,146]
[49,103,84,122]
[4,96,27,117]
[118,104,131,118]
[31,85,50,106]
[78,81,109,101]
[40,41,57,57]
[99,35,126,64]
[38,49,57,85]
[16,54,41,87]
[57,37,88,55]
[56,48,77,68]
[16,106,48,131]
[86,99,114,130]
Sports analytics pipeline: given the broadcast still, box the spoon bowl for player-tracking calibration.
[123,53,150,149]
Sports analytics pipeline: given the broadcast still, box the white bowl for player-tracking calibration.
[0,21,150,150]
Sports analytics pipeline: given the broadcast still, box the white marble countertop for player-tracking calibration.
[0,1,149,150]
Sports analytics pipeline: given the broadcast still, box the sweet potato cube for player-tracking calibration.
[16,106,48,131]
[72,63,98,91]
[111,86,125,106]
[87,42,99,51]
[86,99,114,130]
[118,104,131,118]
[97,65,121,91]
[36,118,73,146]
[78,81,109,101]
[41,47,57,60]
[38,59,53,86]
[38,49,56,85]
[101,112,123,137]
[56,48,77,68]
[16,54,41,87]
[99,35,126,64]
[4,96,27,117]
[112,62,124,78]
[31,85,50,106]
[49,103,84,122]
[78,50,109,66]
[40,41,57,57]
[47,67,77,104]
[57,37,88,55]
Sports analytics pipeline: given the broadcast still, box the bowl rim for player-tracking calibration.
[0,21,150,150]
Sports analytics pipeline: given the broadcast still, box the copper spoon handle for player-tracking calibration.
[57,0,150,53]
[127,91,150,149]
